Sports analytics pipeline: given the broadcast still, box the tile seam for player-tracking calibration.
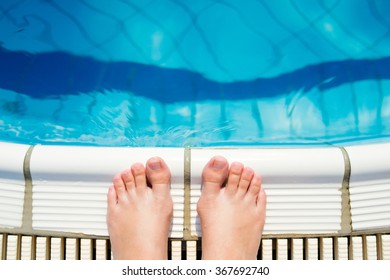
[339,147,352,235]
[1,233,6,260]
[183,147,195,240]
[21,145,35,232]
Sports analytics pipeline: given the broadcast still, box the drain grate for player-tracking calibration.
[2,232,390,260]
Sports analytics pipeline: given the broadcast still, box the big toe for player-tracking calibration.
[146,157,171,194]
[201,156,229,195]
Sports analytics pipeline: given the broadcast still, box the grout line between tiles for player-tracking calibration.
[376,233,383,260]
[1,233,6,260]
[339,147,352,235]
[183,147,194,240]
[21,145,35,232]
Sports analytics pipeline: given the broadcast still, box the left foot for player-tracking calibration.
[107,157,173,259]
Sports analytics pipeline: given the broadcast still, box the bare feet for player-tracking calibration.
[197,156,266,260]
[107,157,173,260]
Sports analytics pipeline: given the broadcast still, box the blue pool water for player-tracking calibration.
[1,0,390,147]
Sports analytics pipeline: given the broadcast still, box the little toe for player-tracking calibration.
[131,163,147,190]
[201,156,229,196]
[146,157,171,195]
[226,162,244,193]
[107,185,117,210]
[257,185,267,210]
[237,167,254,196]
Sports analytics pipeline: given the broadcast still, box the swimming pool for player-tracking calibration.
[1,0,390,146]
[1,0,390,259]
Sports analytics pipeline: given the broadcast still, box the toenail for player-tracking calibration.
[132,163,143,170]
[149,161,162,171]
[231,163,242,172]
[123,170,131,177]
[113,174,121,182]
[212,159,226,169]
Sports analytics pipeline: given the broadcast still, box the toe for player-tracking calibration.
[106,185,118,228]
[237,167,254,196]
[146,157,171,195]
[201,156,229,196]
[246,175,262,201]
[107,185,117,209]
[257,185,267,210]
[112,173,127,199]
[121,169,135,191]
[131,163,147,190]
[226,162,244,194]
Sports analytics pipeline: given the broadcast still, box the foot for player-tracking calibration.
[107,157,173,259]
[197,156,266,260]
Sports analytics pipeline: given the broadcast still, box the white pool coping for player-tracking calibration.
[1,140,390,239]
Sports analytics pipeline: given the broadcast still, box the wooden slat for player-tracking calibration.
[95,239,107,260]
[65,238,77,260]
[335,237,348,260]
[351,236,363,260]
[382,234,390,260]
[50,237,62,260]
[365,235,377,260]
[291,238,303,260]
[21,236,32,260]
[306,238,319,260]
[262,239,273,260]
[80,239,92,260]
[6,235,17,260]
[320,238,333,260]
[171,241,182,260]
[276,239,288,260]
[186,241,197,260]
[35,237,48,260]
[0,234,4,260]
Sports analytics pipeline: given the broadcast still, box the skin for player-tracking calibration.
[107,155,266,260]
[107,157,173,260]
[197,156,266,260]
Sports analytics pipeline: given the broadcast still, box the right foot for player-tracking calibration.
[107,157,173,259]
[197,156,266,260]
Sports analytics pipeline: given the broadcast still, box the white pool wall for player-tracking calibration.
[191,147,345,236]
[0,142,30,228]
[346,143,390,230]
[30,145,185,238]
[1,140,390,238]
